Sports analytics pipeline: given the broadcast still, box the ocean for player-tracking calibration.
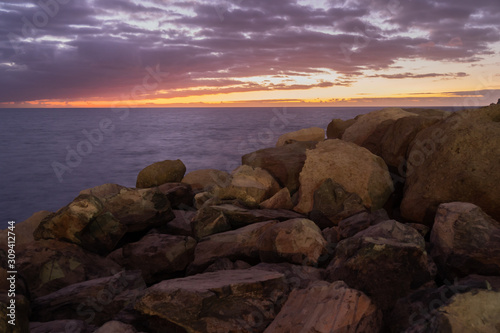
[0,106,443,228]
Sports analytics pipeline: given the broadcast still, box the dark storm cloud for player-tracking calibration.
[0,0,498,103]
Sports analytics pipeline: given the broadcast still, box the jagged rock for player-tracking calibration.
[34,184,175,254]
[157,183,194,209]
[259,188,294,210]
[242,141,317,193]
[308,178,366,229]
[322,226,341,246]
[135,269,289,333]
[0,211,51,251]
[136,159,186,188]
[258,218,328,266]
[216,165,280,205]
[276,127,324,147]
[326,220,431,311]
[342,108,417,146]
[204,258,252,273]
[194,191,212,209]
[406,223,430,238]
[16,239,120,298]
[31,271,146,326]
[189,221,277,274]
[326,118,356,139]
[30,320,96,333]
[252,263,324,290]
[405,290,500,333]
[401,104,500,223]
[430,202,500,279]
[94,320,137,333]
[190,203,231,240]
[160,210,196,236]
[265,281,382,333]
[403,108,451,118]
[0,295,30,333]
[338,209,389,239]
[110,233,196,284]
[295,139,394,213]
[181,169,231,192]
[389,274,500,332]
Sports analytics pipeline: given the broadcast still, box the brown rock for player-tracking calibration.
[190,221,277,274]
[204,258,252,273]
[326,220,431,311]
[157,182,194,209]
[258,218,328,266]
[136,159,186,188]
[160,210,196,236]
[265,281,382,333]
[252,262,324,290]
[295,139,394,213]
[342,107,417,145]
[242,141,317,194]
[430,202,500,279]
[190,203,231,239]
[30,320,96,333]
[259,188,294,210]
[31,271,146,326]
[326,118,357,139]
[181,169,231,192]
[276,127,324,147]
[401,105,500,223]
[115,233,196,284]
[135,269,289,333]
[1,295,30,333]
[17,239,121,298]
[0,211,51,251]
[338,209,389,239]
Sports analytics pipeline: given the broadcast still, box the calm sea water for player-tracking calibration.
[0,106,444,228]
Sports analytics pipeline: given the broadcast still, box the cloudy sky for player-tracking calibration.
[0,0,499,107]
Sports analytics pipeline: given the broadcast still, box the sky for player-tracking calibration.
[0,0,499,108]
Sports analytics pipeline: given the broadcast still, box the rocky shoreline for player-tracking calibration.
[2,104,500,332]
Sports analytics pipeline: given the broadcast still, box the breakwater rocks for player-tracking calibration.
[1,104,500,332]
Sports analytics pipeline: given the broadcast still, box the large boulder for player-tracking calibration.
[276,127,324,147]
[0,295,30,333]
[159,209,196,236]
[252,262,323,290]
[258,218,328,266]
[338,209,389,239]
[31,271,146,326]
[34,184,175,254]
[109,233,196,284]
[295,139,394,214]
[430,202,500,279]
[259,188,294,210]
[401,105,500,223]
[242,141,317,193]
[265,281,382,333]
[189,221,278,274]
[135,269,289,333]
[342,108,417,145]
[181,169,231,192]
[157,182,194,209]
[190,203,231,240]
[17,240,121,298]
[216,165,281,205]
[326,118,356,139]
[136,159,186,188]
[0,211,51,251]
[326,220,431,311]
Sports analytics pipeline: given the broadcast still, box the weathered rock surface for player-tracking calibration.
[17,239,120,298]
[204,258,252,273]
[258,218,328,266]
[401,104,500,223]
[31,271,146,326]
[295,139,394,213]
[30,320,97,333]
[403,108,451,118]
[259,188,294,210]
[181,169,231,192]
[308,178,367,229]
[342,107,417,146]
[252,263,324,290]
[430,202,500,279]
[276,127,324,147]
[1,295,30,333]
[216,165,281,205]
[136,159,186,188]
[212,204,304,229]
[94,320,138,333]
[265,281,382,333]
[189,221,277,274]
[110,233,196,284]
[338,209,389,239]
[33,184,175,254]
[135,269,289,333]
[0,211,51,251]
[242,141,317,193]
[157,182,194,209]
[326,220,431,311]
[160,210,196,236]
[326,118,356,139]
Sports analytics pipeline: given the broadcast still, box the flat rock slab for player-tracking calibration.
[265,281,382,333]
[135,269,289,333]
